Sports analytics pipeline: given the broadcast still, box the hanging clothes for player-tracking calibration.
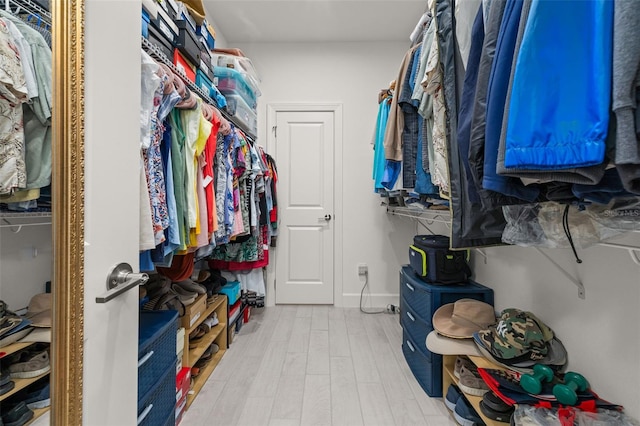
[612,1,640,194]
[0,18,28,196]
[504,0,614,170]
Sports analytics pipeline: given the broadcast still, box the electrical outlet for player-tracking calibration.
[358,264,368,276]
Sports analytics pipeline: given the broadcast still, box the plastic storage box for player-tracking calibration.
[224,93,257,136]
[399,265,493,397]
[137,364,176,426]
[402,328,442,397]
[211,53,261,87]
[213,66,258,109]
[138,310,178,403]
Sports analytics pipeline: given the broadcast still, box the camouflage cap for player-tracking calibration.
[477,309,554,362]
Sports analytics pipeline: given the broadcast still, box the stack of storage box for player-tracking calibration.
[399,265,493,397]
[212,53,261,136]
[141,0,261,137]
[138,310,179,426]
[141,0,228,108]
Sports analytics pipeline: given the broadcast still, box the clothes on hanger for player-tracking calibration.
[0,7,52,209]
[139,50,278,275]
[377,0,640,249]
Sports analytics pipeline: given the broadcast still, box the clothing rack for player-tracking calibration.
[4,0,51,26]
[141,37,257,141]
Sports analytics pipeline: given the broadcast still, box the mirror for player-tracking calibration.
[0,0,83,424]
[51,0,84,424]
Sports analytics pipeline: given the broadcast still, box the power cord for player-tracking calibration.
[359,271,386,314]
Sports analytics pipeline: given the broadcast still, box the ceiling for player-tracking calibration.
[202,0,427,44]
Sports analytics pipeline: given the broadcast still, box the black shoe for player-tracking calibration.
[0,380,15,396]
[1,401,34,426]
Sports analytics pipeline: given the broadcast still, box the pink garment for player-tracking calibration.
[196,155,209,248]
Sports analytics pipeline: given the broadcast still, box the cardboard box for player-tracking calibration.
[175,393,188,425]
[243,306,251,323]
[176,367,191,403]
[181,293,206,330]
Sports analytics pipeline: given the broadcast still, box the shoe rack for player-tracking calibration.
[0,342,50,425]
[181,294,228,409]
[442,355,506,426]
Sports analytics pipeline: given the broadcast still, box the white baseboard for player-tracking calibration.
[339,293,399,309]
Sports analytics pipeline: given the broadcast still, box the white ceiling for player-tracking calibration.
[202,0,427,43]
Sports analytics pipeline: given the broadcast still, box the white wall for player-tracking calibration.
[0,224,52,310]
[234,41,415,308]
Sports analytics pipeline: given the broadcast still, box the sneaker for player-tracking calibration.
[174,279,207,295]
[445,384,462,412]
[203,312,219,329]
[22,380,50,409]
[457,365,489,397]
[454,356,475,379]
[0,370,10,387]
[1,401,34,426]
[8,349,50,379]
[0,379,15,396]
[171,284,198,306]
[453,396,483,426]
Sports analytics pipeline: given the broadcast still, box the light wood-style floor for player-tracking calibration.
[182,305,456,426]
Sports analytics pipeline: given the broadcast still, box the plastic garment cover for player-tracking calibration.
[501,198,640,249]
[512,405,640,426]
[504,0,614,170]
[439,0,506,248]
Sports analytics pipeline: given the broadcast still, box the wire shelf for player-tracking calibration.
[141,37,257,141]
[386,206,451,225]
[4,0,51,25]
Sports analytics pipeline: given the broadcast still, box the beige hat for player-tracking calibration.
[432,298,495,339]
[25,293,51,328]
[426,330,481,356]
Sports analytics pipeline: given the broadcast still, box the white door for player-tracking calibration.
[82,1,141,424]
[274,109,336,304]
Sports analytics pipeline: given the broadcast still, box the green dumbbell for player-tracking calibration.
[520,364,554,395]
[553,372,589,406]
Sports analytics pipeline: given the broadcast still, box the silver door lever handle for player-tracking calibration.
[96,262,149,303]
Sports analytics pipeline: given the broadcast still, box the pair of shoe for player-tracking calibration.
[1,401,34,426]
[202,312,219,331]
[191,343,219,377]
[445,385,484,426]
[455,356,489,396]
[0,301,33,349]
[172,280,206,306]
[0,370,15,396]
[5,344,50,379]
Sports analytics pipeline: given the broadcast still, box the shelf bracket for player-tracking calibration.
[533,247,585,300]
[474,248,487,264]
[598,242,640,266]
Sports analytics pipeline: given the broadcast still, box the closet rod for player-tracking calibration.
[4,0,51,24]
[141,37,257,142]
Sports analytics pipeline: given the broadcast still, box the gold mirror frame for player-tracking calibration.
[51,0,84,424]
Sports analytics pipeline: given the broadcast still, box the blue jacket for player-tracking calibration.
[504,0,613,170]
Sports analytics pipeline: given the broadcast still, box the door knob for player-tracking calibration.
[324,214,332,221]
[96,262,149,303]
